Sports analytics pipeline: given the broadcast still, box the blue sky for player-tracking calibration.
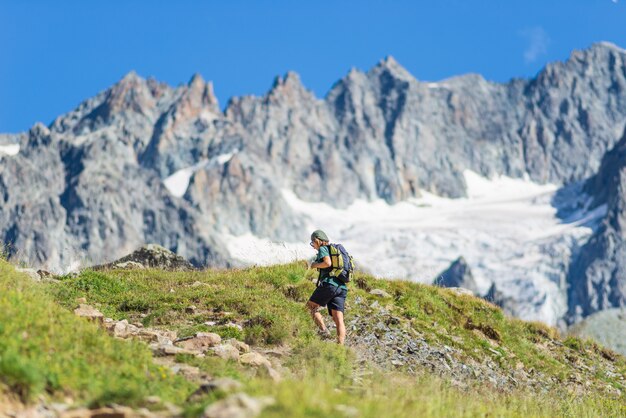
[1,0,625,133]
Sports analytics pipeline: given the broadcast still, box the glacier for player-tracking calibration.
[222,171,605,326]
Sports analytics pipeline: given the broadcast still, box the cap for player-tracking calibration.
[310,229,329,242]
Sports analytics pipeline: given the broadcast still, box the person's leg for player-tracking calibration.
[331,309,346,345]
[306,300,327,331]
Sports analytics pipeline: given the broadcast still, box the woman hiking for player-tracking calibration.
[306,230,348,345]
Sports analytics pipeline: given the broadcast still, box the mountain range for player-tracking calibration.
[1,42,626,327]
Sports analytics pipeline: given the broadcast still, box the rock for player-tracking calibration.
[61,405,133,417]
[135,328,176,345]
[202,393,275,418]
[239,352,271,368]
[188,378,243,402]
[113,261,145,270]
[370,289,392,298]
[151,342,199,357]
[73,304,104,324]
[185,305,197,314]
[259,347,290,358]
[176,333,221,351]
[212,344,240,361]
[112,320,140,338]
[169,363,205,381]
[226,339,250,353]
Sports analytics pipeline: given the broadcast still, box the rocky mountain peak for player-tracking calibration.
[267,71,314,104]
[540,41,626,85]
[272,71,302,88]
[188,72,205,89]
[368,55,415,82]
[587,41,626,57]
[25,122,53,149]
[171,73,220,118]
[89,71,157,123]
[29,122,50,138]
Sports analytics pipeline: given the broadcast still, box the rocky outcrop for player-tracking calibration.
[92,243,195,271]
[433,256,478,294]
[566,127,626,324]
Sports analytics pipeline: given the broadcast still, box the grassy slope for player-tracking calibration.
[0,261,194,408]
[2,260,625,417]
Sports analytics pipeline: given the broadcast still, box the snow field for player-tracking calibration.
[222,170,605,326]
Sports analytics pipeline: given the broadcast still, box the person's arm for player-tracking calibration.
[311,256,331,269]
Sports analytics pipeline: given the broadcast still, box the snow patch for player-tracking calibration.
[163,150,238,198]
[0,144,20,156]
[222,233,311,266]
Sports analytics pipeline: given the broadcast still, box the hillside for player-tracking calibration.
[1,257,624,417]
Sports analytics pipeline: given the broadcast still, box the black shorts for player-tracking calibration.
[309,282,347,315]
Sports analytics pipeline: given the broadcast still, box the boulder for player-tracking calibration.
[239,352,271,368]
[212,344,240,361]
[112,320,140,338]
[73,304,104,324]
[176,332,221,351]
[226,338,250,353]
[151,343,200,357]
[202,393,275,418]
[113,261,145,270]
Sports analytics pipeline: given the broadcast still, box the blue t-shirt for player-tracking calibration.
[316,245,348,290]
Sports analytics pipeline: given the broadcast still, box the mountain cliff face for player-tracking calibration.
[1,42,626,326]
[566,127,626,323]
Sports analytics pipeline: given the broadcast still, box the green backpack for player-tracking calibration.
[326,243,354,283]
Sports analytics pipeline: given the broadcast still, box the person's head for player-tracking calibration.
[310,229,329,250]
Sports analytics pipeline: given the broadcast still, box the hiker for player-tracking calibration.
[306,230,348,345]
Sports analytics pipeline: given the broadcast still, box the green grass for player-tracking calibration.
[3,260,625,417]
[0,260,194,407]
